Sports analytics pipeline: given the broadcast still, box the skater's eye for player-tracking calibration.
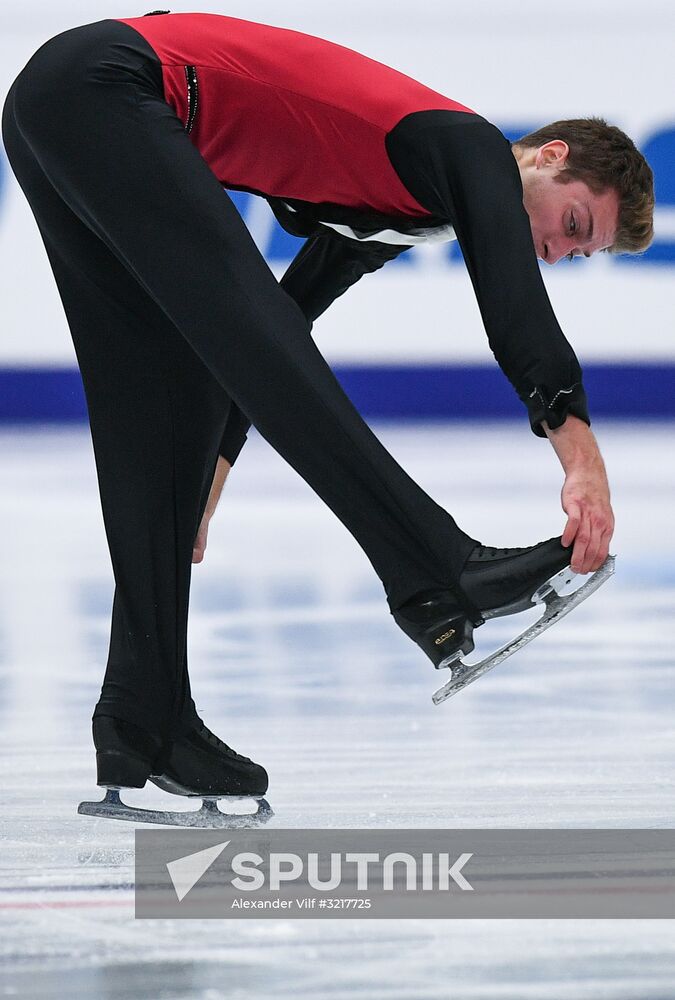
[566,213,578,262]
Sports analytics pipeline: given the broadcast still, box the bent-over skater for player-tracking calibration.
[2,12,653,824]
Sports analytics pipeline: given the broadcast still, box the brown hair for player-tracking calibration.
[514,117,654,254]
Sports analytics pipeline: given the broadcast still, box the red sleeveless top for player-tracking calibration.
[116,12,475,216]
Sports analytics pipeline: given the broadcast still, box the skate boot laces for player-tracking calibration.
[196,721,253,763]
[468,543,538,562]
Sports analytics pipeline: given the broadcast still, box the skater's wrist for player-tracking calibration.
[204,456,231,516]
[542,416,604,476]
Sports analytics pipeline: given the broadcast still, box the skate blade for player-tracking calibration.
[432,555,615,704]
[78,788,274,828]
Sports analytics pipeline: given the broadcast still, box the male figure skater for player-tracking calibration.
[1,12,653,821]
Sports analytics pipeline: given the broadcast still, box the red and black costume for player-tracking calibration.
[2,13,584,744]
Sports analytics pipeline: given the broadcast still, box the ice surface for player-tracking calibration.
[0,420,673,999]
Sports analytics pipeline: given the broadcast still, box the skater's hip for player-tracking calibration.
[7,19,163,129]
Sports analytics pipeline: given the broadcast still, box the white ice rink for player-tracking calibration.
[1,419,674,998]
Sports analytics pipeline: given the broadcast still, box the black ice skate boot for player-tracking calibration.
[392,536,573,668]
[81,716,271,827]
[150,719,269,798]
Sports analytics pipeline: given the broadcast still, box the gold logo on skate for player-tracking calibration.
[434,629,456,645]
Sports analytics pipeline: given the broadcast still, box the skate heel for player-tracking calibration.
[392,600,475,669]
[95,750,152,788]
[434,616,475,669]
[92,716,160,789]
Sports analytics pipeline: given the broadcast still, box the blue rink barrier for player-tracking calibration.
[0,364,673,423]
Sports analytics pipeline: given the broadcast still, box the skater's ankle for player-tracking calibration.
[92,715,163,762]
[393,589,462,627]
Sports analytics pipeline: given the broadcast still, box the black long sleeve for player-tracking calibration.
[218,233,409,463]
[217,403,251,466]
[386,111,590,436]
[279,232,407,322]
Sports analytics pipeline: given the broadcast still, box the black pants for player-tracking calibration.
[2,19,478,743]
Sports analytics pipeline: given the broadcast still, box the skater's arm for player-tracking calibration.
[543,415,614,575]
[193,456,231,564]
[279,232,410,322]
[387,113,590,436]
[218,404,251,466]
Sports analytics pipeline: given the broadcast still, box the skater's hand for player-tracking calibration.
[544,417,614,575]
[560,469,614,573]
[192,456,231,565]
[192,511,211,563]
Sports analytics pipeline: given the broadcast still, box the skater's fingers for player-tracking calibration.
[192,517,210,564]
[577,512,612,574]
[561,503,581,549]
[570,505,597,572]
[590,527,611,570]
[570,533,589,574]
[584,510,615,572]
[581,535,602,575]
[589,527,613,572]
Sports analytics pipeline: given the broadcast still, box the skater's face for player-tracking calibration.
[517,140,620,265]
